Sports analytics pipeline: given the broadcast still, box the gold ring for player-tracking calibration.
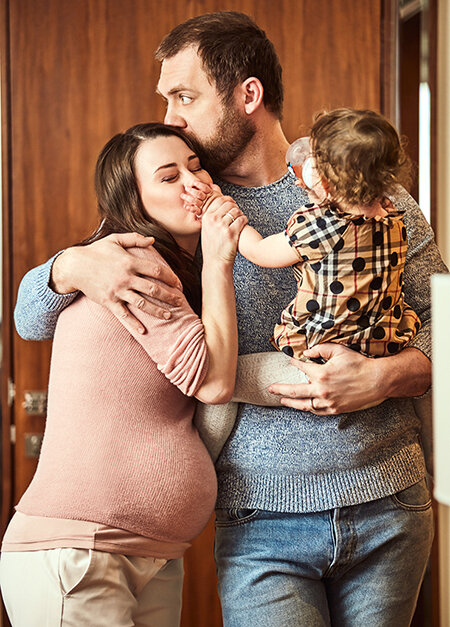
[310,397,318,413]
[225,211,235,223]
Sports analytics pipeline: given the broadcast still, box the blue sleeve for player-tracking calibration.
[14,252,79,340]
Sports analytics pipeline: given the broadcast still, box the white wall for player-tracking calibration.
[435,2,450,624]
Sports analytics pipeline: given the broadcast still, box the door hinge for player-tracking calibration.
[7,378,16,407]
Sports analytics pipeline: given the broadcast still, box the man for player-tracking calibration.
[15,11,444,626]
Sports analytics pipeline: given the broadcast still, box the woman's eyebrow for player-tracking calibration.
[153,155,198,174]
[154,162,177,174]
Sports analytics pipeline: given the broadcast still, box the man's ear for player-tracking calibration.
[239,77,264,114]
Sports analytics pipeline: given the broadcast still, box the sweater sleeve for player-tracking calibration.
[395,186,449,359]
[14,252,79,341]
[123,247,209,397]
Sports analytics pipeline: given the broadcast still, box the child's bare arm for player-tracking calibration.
[182,183,299,268]
[238,227,298,268]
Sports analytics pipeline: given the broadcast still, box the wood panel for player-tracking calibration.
[3,2,383,626]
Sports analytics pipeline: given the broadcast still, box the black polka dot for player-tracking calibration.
[305,203,315,209]
[357,315,370,329]
[369,276,383,290]
[402,226,407,241]
[306,299,320,313]
[325,208,333,217]
[373,326,386,339]
[390,252,398,266]
[322,319,334,330]
[338,225,347,235]
[382,296,392,310]
[393,305,402,319]
[352,257,366,272]
[310,262,321,272]
[353,216,365,226]
[289,235,298,243]
[296,215,306,223]
[292,317,301,327]
[302,254,309,261]
[282,346,294,357]
[330,280,344,294]
[333,238,345,252]
[309,240,320,249]
[387,342,400,354]
[347,297,360,312]
[348,343,362,353]
[373,231,383,246]
[316,217,327,229]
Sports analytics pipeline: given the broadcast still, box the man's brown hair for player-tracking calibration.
[155,11,283,119]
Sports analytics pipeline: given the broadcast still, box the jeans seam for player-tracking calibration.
[390,495,432,511]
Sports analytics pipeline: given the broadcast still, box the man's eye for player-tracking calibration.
[179,95,192,105]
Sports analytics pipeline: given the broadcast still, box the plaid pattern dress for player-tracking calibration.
[272,203,421,358]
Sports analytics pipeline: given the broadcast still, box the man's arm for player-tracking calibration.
[14,233,183,341]
[269,189,448,414]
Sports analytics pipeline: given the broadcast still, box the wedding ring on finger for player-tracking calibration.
[310,397,319,414]
[225,211,236,225]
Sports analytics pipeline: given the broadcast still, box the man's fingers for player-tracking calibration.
[112,232,155,249]
[109,302,146,335]
[129,277,182,307]
[268,382,312,398]
[133,258,182,289]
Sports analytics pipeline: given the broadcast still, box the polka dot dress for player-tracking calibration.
[272,203,421,358]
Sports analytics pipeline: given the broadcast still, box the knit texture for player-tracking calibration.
[13,177,448,514]
[213,174,447,512]
[16,247,217,542]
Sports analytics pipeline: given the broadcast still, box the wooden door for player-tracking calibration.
[2,2,384,626]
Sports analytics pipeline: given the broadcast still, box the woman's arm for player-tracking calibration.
[194,195,247,403]
[121,198,246,404]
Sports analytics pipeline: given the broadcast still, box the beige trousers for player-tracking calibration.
[0,549,183,626]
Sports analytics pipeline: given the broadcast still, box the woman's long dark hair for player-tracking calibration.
[83,123,201,312]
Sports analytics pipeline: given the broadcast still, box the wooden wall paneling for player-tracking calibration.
[3,2,385,627]
[1,0,13,535]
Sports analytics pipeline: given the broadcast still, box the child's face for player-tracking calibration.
[286,137,328,204]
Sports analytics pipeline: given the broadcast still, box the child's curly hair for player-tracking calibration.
[310,108,412,207]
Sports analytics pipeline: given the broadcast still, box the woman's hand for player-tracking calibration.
[200,194,248,265]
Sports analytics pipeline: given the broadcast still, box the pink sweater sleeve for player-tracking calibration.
[124,247,208,397]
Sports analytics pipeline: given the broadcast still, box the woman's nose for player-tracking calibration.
[182,171,201,187]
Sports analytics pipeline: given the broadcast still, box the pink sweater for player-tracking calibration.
[16,247,217,545]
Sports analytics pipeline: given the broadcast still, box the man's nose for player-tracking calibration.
[164,106,187,128]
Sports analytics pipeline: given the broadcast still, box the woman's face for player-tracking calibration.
[134,135,212,252]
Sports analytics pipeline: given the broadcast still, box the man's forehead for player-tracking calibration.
[157,46,214,94]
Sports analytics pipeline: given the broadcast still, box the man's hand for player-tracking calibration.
[51,233,183,334]
[268,343,431,415]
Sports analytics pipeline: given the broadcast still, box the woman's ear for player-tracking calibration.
[239,77,264,115]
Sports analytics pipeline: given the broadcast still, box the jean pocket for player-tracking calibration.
[57,548,96,596]
[215,508,259,527]
[391,478,432,511]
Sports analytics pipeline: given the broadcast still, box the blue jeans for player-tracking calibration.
[214,479,433,627]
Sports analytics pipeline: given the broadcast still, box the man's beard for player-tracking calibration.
[188,103,256,176]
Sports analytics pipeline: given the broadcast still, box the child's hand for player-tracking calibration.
[181,183,222,218]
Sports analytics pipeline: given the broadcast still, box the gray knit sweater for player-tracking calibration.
[14,173,447,513]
